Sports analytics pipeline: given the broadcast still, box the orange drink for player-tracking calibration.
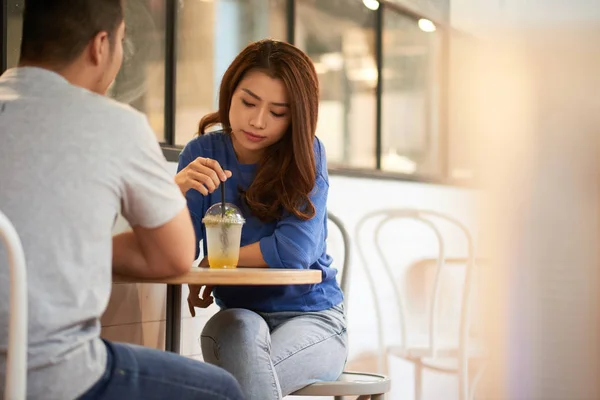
[202,203,245,269]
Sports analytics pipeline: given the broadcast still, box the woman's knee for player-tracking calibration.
[201,308,270,353]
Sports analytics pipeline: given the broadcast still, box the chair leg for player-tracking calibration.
[415,360,423,400]
[370,394,385,400]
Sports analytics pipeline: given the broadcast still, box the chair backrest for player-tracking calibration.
[405,257,487,340]
[0,210,28,400]
[355,208,476,372]
[327,212,351,305]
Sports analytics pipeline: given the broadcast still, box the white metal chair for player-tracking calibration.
[355,209,486,400]
[0,210,28,400]
[291,212,391,400]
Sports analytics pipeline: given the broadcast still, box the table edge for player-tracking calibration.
[112,268,322,285]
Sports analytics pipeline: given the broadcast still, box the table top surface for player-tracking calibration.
[113,267,322,285]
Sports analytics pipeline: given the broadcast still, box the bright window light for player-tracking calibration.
[363,0,379,11]
[418,18,436,32]
[320,53,344,71]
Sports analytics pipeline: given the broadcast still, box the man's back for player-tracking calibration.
[0,67,185,399]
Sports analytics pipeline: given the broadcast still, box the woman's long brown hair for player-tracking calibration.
[199,40,319,222]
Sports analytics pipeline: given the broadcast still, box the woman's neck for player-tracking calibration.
[231,134,263,164]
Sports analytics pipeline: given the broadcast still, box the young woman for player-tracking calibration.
[175,39,347,400]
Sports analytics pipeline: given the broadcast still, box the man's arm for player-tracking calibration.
[113,207,195,278]
[114,112,196,278]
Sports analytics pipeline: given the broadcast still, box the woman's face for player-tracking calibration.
[229,69,292,164]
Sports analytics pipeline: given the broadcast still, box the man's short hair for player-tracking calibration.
[20,0,124,66]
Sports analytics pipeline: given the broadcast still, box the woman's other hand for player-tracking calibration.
[187,285,214,316]
[187,258,213,316]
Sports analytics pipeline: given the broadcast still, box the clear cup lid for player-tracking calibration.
[202,202,245,225]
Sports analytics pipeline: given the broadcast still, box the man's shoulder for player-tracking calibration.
[0,67,145,125]
[72,91,155,148]
[79,91,147,127]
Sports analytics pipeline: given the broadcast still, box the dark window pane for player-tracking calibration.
[109,0,166,142]
[6,1,24,69]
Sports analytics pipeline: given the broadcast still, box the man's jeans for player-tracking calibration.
[78,339,244,400]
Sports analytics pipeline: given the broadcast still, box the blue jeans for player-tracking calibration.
[78,339,245,400]
[200,303,348,400]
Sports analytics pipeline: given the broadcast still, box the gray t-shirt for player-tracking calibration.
[0,67,186,399]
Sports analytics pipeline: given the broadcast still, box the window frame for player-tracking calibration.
[0,0,459,185]
[1,0,7,73]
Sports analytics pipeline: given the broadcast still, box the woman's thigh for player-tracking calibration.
[201,308,282,400]
[269,303,348,395]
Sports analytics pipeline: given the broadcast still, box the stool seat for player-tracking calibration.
[291,371,391,397]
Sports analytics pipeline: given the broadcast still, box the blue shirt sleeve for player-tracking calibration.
[178,142,204,260]
[259,139,329,269]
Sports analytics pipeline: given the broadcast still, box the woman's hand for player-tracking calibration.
[187,285,214,317]
[175,157,232,196]
[187,257,213,317]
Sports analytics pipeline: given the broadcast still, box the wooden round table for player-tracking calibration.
[112,267,322,353]
[113,267,322,285]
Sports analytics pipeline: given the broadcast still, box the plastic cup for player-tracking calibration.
[202,203,245,269]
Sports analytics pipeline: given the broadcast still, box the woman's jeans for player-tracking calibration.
[200,303,348,400]
[78,339,245,400]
